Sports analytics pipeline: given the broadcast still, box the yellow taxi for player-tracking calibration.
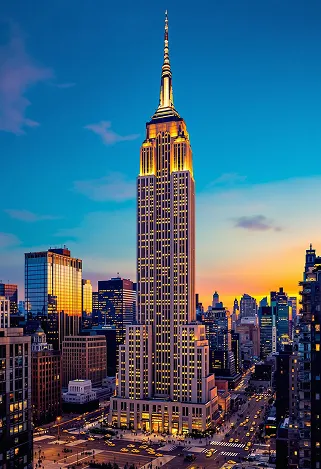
[131,449,139,453]
[120,448,129,453]
[127,444,135,448]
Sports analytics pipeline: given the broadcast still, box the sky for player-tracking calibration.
[1,0,321,309]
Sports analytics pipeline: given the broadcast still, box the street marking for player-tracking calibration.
[220,451,239,457]
[34,435,55,441]
[210,441,245,449]
[158,444,177,451]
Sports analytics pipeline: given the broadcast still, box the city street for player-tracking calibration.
[35,378,274,469]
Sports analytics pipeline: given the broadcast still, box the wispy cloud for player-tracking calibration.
[0,232,20,249]
[234,215,282,232]
[208,172,247,187]
[73,172,135,202]
[5,209,60,222]
[50,82,76,89]
[84,121,139,145]
[0,22,53,134]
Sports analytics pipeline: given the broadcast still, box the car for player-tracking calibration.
[139,445,148,449]
[155,453,163,457]
[205,451,213,458]
[246,416,250,419]
[131,449,139,453]
[252,421,256,426]
[244,446,250,451]
[246,432,250,437]
[250,427,254,432]
[63,429,69,433]
[120,448,129,453]
[107,442,115,447]
[184,454,196,462]
[254,415,258,419]
[229,438,234,443]
[235,439,239,443]
[88,437,95,441]
[247,442,252,447]
[225,433,230,438]
[239,422,244,426]
[127,444,135,448]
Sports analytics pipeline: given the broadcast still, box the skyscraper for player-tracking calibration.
[31,327,61,425]
[259,306,276,358]
[0,325,32,468]
[25,248,82,349]
[109,12,218,433]
[240,293,257,318]
[286,245,321,468]
[82,279,92,317]
[0,283,18,314]
[98,276,136,350]
[271,287,290,350]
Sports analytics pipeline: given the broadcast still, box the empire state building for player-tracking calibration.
[109,12,218,434]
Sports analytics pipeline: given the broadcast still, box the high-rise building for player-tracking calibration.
[232,298,239,330]
[82,279,92,317]
[240,293,257,318]
[31,327,61,425]
[62,335,107,387]
[203,302,237,381]
[287,246,321,468]
[0,296,10,328]
[236,316,261,362]
[275,344,292,424]
[271,287,290,350]
[98,277,136,350]
[25,248,82,349]
[109,13,218,433]
[0,326,32,468]
[0,283,18,314]
[259,306,276,358]
[92,291,99,325]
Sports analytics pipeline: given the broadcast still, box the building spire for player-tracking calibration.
[152,11,180,120]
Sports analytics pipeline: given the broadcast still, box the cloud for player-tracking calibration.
[233,215,282,232]
[0,232,20,249]
[50,82,76,89]
[208,173,247,188]
[0,22,53,134]
[84,121,139,145]
[73,172,136,202]
[5,209,60,222]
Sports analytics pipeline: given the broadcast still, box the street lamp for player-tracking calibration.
[56,416,61,440]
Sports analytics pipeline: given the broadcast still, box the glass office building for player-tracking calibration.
[25,248,82,349]
[98,277,136,350]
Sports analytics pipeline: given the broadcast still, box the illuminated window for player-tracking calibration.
[317,344,320,352]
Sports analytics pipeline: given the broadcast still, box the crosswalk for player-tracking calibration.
[210,441,245,449]
[201,448,217,454]
[159,444,177,452]
[220,451,239,457]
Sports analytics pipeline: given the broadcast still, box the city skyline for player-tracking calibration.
[1,1,321,308]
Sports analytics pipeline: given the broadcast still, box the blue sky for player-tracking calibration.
[1,0,321,307]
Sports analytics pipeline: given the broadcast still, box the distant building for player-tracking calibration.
[0,296,10,328]
[82,279,92,317]
[232,298,239,330]
[275,344,292,423]
[250,363,272,391]
[271,287,290,350]
[92,291,99,325]
[259,306,276,358]
[25,248,82,349]
[0,326,32,468]
[240,293,257,318]
[203,296,241,387]
[62,335,107,387]
[236,316,260,362]
[81,324,117,377]
[31,327,61,425]
[62,379,99,413]
[0,283,18,313]
[98,276,136,364]
[231,331,241,374]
